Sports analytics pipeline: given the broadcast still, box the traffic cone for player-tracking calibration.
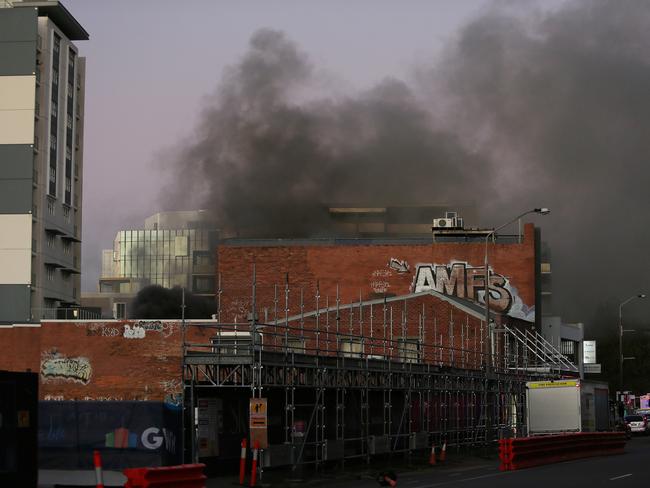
[438,442,447,463]
[93,450,104,488]
[429,445,437,465]
[381,471,397,487]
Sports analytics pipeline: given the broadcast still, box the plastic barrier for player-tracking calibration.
[123,464,206,488]
[498,432,627,471]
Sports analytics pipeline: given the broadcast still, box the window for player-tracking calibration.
[174,235,189,256]
[63,240,71,255]
[50,135,57,150]
[46,265,55,281]
[63,205,70,222]
[65,177,71,193]
[52,69,58,84]
[114,302,126,319]
[52,100,57,116]
[67,82,73,97]
[192,276,214,293]
[398,338,421,363]
[283,337,305,354]
[340,339,363,358]
[47,198,55,215]
[46,232,55,248]
[66,114,73,129]
[193,251,212,266]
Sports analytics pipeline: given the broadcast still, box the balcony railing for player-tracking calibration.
[32,307,101,320]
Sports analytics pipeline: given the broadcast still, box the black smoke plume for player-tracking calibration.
[162,1,650,329]
[130,285,217,319]
[163,28,489,237]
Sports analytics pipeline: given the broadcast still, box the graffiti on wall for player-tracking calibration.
[389,258,410,273]
[412,261,534,321]
[85,323,121,337]
[123,321,176,339]
[370,268,392,294]
[124,324,146,339]
[41,354,92,384]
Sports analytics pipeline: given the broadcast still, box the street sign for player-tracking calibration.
[584,363,601,374]
[583,340,596,364]
[249,398,268,448]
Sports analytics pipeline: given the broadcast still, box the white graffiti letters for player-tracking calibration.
[41,356,92,384]
[123,324,146,339]
[413,262,513,314]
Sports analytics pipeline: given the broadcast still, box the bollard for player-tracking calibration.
[438,442,447,463]
[429,445,437,465]
[93,450,104,488]
[239,438,247,485]
[250,440,259,488]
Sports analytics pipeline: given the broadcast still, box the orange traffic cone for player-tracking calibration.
[429,445,437,465]
[383,474,397,487]
[438,442,447,463]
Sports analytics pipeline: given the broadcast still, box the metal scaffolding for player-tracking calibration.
[183,280,577,469]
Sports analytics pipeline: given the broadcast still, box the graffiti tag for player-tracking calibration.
[41,356,92,384]
[389,258,409,273]
[123,324,146,339]
[413,261,534,321]
[134,320,175,338]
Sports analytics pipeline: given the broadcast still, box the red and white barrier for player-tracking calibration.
[498,432,627,471]
[93,450,104,488]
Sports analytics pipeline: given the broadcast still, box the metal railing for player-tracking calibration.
[32,307,101,320]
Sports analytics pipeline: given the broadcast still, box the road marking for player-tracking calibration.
[411,470,505,487]
[610,474,632,481]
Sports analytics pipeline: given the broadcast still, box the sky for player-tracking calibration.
[67,0,491,292]
[66,0,650,332]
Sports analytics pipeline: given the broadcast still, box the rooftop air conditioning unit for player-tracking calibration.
[433,218,455,229]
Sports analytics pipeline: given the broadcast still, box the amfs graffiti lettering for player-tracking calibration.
[413,262,516,314]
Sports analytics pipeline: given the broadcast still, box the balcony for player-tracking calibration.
[32,307,101,320]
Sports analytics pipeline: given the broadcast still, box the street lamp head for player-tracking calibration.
[534,208,550,215]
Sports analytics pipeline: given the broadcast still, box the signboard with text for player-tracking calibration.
[583,340,597,364]
[249,398,268,449]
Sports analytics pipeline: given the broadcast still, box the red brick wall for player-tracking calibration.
[0,321,184,401]
[217,224,537,323]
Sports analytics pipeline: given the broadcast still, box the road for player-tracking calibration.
[38,436,650,487]
[313,436,650,488]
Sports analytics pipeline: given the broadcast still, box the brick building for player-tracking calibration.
[216,223,539,327]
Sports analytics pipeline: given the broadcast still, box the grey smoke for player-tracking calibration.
[163,1,650,329]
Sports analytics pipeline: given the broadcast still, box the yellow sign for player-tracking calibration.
[527,380,579,389]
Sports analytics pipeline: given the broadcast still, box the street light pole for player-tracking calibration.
[484,208,549,372]
[619,293,646,393]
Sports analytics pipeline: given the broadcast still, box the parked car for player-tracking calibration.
[624,415,649,435]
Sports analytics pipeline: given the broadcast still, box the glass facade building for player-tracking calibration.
[107,228,217,295]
